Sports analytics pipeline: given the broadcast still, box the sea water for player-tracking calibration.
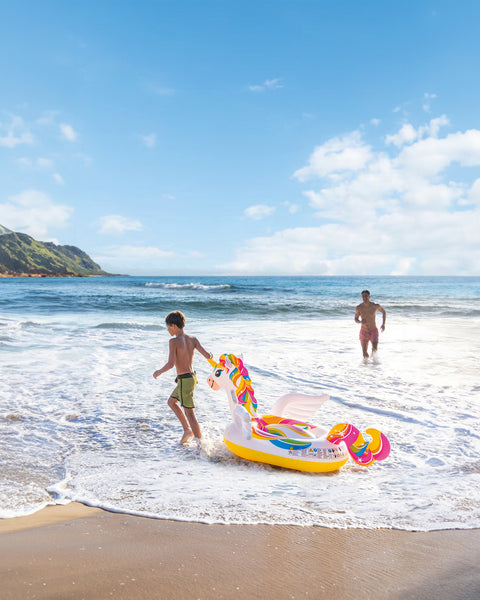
[1,276,479,531]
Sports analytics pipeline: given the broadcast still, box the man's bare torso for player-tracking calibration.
[356,301,381,330]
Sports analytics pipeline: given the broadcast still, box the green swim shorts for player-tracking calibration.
[170,372,197,409]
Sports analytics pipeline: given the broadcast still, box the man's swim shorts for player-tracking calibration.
[359,327,379,344]
[171,372,197,408]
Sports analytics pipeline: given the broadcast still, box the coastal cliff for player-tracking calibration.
[0,225,108,277]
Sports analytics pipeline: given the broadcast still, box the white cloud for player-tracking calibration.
[223,116,480,276]
[224,206,480,276]
[283,201,299,214]
[0,190,72,238]
[467,178,480,205]
[223,226,399,275]
[98,215,144,234]
[141,133,157,148]
[0,115,34,148]
[385,115,450,147]
[249,78,283,92]
[16,155,57,170]
[385,123,418,147]
[53,173,65,185]
[423,92,437,112]
[60,123,77,142]
[397,128,480,177]
[98,245,173,260]
[94,245,174,273]
[293,131,372,181]
[425,115,449,137]
[244,204,275,220]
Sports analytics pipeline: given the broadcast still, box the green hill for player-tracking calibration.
[0,227,108,276]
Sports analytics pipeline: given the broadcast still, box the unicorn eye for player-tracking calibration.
[215,369,223,377]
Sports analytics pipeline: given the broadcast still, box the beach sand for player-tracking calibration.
[1,503,479,600]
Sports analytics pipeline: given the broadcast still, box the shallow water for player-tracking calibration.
[1,276,479,530]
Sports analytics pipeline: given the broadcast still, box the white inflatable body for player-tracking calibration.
[207,354,349,473]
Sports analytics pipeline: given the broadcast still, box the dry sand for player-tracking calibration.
[1,503,479,600]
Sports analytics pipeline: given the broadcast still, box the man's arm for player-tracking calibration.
[354,305,362,323]
[378,305,386,331]
[153,338,176,379]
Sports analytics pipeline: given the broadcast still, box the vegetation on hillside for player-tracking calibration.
[0,228,108,276]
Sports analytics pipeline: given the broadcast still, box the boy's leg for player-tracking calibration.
[184,407,201,439]
[167,396,193,443]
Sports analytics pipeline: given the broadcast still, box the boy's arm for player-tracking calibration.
[194,337,213,361]
[153,339,176,379]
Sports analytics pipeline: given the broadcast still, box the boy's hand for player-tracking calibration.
[153,370,161,379]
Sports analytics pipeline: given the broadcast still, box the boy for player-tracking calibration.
[354,290,386,358]
[153,311,213,444]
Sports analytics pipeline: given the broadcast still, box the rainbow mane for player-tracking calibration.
[219,353,258,416]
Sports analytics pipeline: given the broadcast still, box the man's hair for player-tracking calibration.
[361,290,370,295]
[165,310,186,329]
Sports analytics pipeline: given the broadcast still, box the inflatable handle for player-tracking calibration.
[207,356,217,367]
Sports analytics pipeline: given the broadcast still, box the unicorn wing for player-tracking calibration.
[269,393,330,420]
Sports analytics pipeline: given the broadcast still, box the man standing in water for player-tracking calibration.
[354,290,386,358]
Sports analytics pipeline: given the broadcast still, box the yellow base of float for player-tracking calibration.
[224,437,349,473]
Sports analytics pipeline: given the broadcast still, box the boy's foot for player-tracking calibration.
[180,429,194,444]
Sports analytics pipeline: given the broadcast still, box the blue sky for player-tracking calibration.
[1,0,480,275]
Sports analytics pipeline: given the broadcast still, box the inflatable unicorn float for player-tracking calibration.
[207,353,390,473]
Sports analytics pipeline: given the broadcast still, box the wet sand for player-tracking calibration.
[1,503,480,600]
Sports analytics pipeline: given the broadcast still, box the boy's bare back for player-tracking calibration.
[153,313,212,382]
[170,333,204,375]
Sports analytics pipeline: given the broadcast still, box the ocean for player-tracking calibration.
[1,275,479,531]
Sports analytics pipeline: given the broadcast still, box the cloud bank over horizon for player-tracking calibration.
[224,114,480,276]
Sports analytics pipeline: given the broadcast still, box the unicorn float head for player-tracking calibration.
[207,353,257,417]
[207,353,390,472]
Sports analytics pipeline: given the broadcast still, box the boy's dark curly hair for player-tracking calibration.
[165,310,186,329]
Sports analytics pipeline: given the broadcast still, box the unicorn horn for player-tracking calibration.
[207,356,217,367]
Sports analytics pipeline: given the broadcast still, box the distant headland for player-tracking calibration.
[0,224,110,277]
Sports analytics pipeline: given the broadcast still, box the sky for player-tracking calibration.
[1,0,480,276]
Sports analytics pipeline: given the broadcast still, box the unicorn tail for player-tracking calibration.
[327,423,391,467]
[365,428,391,462]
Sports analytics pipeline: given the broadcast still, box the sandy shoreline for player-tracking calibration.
[1,504,479,600]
